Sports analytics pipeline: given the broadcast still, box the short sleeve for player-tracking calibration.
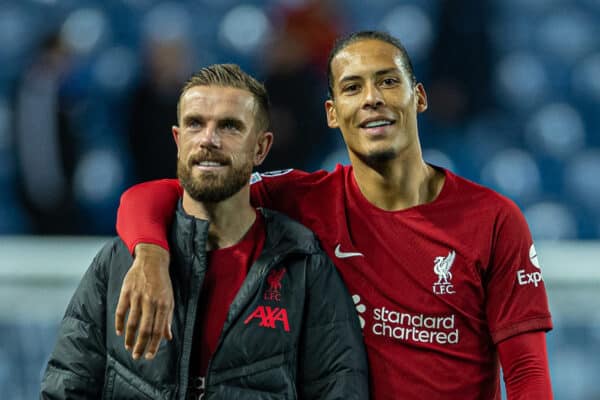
[485,200,553,344]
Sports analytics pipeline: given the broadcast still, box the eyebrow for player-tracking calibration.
[219,117,245,130]
[182,114,203,126]
[182,114,245,126]
[338,68,400,84]
[181,113,198,122]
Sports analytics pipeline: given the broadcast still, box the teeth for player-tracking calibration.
[198,161,222,167]
[364,120,391,128]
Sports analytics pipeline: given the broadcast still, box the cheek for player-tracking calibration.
[178,139,197,160]
[230,140,254,159]
[177,140,189,155]
[336,102,356,124]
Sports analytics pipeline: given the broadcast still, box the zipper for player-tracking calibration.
[177,221,208,400]
[204,254,283,390]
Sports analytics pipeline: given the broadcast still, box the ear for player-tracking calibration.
[253,131,274,166]
[172,125,181,157]
[415,83,428,113]
[325,99,339,128]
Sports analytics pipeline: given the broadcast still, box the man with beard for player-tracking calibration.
[113,32,554,399]
[40,64,368,400]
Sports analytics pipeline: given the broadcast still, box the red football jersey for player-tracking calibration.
[248,165,552,399]
[190,210,265,395]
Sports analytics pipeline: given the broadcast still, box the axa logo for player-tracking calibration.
[264,268,285,301]
[433,250,456,295]
[352,294,367,329]
[517,244,544,287]
[244,306,290,332]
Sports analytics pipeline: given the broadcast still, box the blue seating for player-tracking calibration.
[0,0,599,397]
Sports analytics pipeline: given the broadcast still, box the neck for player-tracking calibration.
[350,148,445,211]
[182,186,257,250]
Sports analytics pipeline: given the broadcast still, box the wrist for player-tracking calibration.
[134,243,170,266]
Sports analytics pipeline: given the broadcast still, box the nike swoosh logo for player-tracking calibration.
[334,244,364,259]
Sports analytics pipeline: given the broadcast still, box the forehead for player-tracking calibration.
[331,39,407,82]
[180,85,256,118]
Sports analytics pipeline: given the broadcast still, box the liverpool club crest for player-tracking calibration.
[433,250,456,295]
[264,268,286,301]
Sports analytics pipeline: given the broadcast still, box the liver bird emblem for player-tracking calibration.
[434,250,456,285]
[267,268,286,290]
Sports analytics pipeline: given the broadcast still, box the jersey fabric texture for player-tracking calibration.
[248,165,553,399]
[191,210,265,394]
[41,206,368,400]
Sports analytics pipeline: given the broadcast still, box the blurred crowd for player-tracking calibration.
[1,0,599,238]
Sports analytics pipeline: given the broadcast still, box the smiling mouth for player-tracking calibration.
[190,157,230,170]
[195,161,225,167]
[360,119,395,129]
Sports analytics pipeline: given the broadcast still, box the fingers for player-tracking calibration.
[122,295,173,361]
[131,296,155,360]
[124,295,142,353]
[116,243,174,360]
[144,301,172,360]
[115,288,130,337]
[165,309,173,341]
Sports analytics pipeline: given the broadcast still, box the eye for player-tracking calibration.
[220,119,242,133]
[341,83,360,94]
[381,77,400,87]
[187,118,202,129]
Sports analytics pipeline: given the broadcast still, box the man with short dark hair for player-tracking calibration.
[41,63,368,399]
[115,32,554,399]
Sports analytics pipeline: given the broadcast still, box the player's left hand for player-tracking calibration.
[115,243,174,360]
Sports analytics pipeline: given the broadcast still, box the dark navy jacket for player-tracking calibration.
[41,208,368,399]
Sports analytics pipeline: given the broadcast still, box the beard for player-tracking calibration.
[177,150,253,203]
[363,149,397,165]
[351,146,398,168]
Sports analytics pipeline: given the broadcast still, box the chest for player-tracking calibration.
[313,205,493,322]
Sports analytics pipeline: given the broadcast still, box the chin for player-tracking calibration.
[192,170,221,181]
[362,140,397,158]
[350,146,397,165]
[364,149,397,164]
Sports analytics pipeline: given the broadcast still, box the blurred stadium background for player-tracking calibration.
[0,0,598,398]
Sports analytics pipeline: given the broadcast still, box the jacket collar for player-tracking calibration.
[170,200,210,266]
[170,201,319,262]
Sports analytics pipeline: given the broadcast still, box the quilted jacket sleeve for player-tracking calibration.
[40,242,113,399]
[298,251,369,399]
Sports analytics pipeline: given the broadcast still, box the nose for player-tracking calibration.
[363,82,384,109]
[199,124,221,148]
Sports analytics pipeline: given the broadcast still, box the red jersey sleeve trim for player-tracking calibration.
[491,315,553,344]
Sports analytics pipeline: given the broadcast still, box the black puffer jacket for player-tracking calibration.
[41,208,368,399]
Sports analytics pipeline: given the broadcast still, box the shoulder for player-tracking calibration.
[87,238,133,281]
[261,209,340,286]
[251,165,346,191]
[445,169,524,218]
[260,208,321,254]
[96,237,133,265]
[62,238,132,317]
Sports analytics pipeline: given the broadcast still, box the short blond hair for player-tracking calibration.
[177,63,270,132]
